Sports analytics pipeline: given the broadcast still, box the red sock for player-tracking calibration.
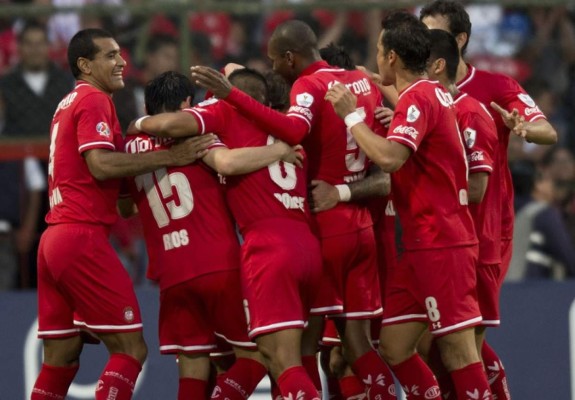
[178,377,207,400]
[277,366,320,400]
[302,355,322,394]
[482,342,511,400]
[351,350,396,400]
[95,353,142,400]
[390,354,440,399]
[451,362,492,400]
[211,357,267,399]
[339,375,365,400]
[436,374,456,400]
[31,364,79,399]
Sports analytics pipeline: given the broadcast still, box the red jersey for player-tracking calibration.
[186,99,311,234]
[46,81,124,227]
[225,61,384,238]
[457,64,547,240]
[387,80,477,250]
[454,92,501,264]
[124,134,239,290]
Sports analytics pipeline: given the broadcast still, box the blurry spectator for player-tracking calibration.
[113,33,179,130]
[508,160,575,281]
[0,20,73,137]
[0,157,46,290]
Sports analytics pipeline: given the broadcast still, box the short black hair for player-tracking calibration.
[67,28,114,78]
[145,71,194,115]
[269,20,318,58]
[17,20,47,43]
[320,43,355,71]
[428,29,460,83]
[420,0,472,56]
[228,68,269,106]
[381,12,430,75]
[264,71,290,111]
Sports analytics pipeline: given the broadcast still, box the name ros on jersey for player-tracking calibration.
[163,229,189,251]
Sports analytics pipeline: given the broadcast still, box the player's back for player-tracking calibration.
[186,99,311,236]
[125,134,240,290]
[289,64,383,237]
[387,80,476,250]
[46,82,124,227]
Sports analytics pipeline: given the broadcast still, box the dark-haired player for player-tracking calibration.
[326,12,492,400]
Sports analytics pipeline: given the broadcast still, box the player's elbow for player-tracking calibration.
[373,155,403,173]
[528,120,558,145]
[213,155,241,176]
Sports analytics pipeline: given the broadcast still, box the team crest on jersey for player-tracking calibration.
[123,307,135,322]
[96,121,110,137]
[406,105,420,122]
[464,128,476,148]
[296,92,314,107]
[518,93,536,107]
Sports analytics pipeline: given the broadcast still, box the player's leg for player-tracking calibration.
[301,314,325,395]
[175,353,212,399]
[332,229,396,399]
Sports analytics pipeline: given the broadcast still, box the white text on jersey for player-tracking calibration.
[163,229,190,251]
[274,192,305,212]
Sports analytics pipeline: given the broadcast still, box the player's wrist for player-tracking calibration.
[134,116,150,132]
[335,184,351,202]
[344,111,364,129]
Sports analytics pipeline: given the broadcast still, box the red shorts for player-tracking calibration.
[319,317,382,347]
[311,228,382,319]
[476,263,501,327]
[241,219,322,339]
[500,238,512,285]
[382,245,482,337]
[159,270,255,354]
[37,224,142,338]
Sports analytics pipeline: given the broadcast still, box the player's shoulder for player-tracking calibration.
[469,66,520,89]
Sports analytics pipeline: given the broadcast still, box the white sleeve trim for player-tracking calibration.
[286,113,312,133]
[78,141,115,153]
[188,109,206,134]
[469,165,493,171]
[386,135,418,151]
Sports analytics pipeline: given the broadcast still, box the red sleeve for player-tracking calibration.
[495,75,547,123]
[183,98,226,134]
[76,92,117,154]
[226,87,310,145]
[386,90,431,151]
[458,99,497,174]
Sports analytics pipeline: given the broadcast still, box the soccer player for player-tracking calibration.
[424,28,500,397]
[134,67,323,400]
[191,20,397,400]
[325,12,492,400]
[420,2,558,397]
[31,29,213,400]
[123,71,306,399]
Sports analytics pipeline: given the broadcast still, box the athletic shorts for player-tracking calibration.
[319,317,382,347]
[500,238,513,285]
[310,227,382,319]
[37,224,142,338]
[476,263,501,327]
[159,269,255,354]
[382,245,482,337]
[241,219,322,339]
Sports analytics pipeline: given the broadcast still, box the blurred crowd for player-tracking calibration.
[1,0,575,290]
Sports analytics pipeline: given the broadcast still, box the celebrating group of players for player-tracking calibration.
[31,1,557,400]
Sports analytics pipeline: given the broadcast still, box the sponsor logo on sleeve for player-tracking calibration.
[407,105,420,122]
[469,151,484,162]
[525,106,541,116]
[197,97,219,107]
[288,105,313,120]
[392,125,419,140]
[96,121,110,137]
[518,93,536,107]
[463,128,476,148]
[296,92,314,107]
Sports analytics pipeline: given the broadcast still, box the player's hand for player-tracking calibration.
[309,180,340,213]
[356,65,383,86]
[325,83,358,119]
[375,106,393,127]
[191,66,233,98]
[276,141,304,168]
[491,102,528,138]
[126,119,140,136]
[168,134,217,166]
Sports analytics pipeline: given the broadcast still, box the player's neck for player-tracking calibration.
[455,59,468,84]
[80,76,113,96]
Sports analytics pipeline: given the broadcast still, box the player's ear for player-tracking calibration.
[454,32,468,53]
[77,57,91,75]
[285,50,295,67]
[180,96,192,109]
[435,58,446,76]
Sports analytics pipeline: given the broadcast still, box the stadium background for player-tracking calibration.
[1,0,575,398]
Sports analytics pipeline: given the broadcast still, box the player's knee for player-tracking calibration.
[328,347,347,378]
[378,341,408,366]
